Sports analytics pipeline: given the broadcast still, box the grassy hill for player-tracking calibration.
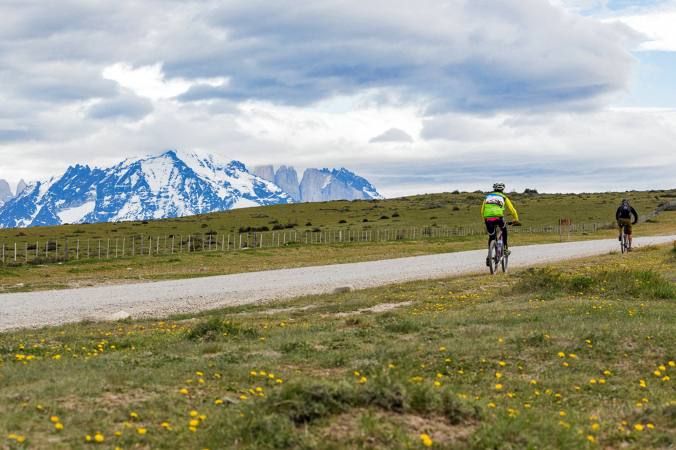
[1,189,674,244]
[0,190,675,293]
[0,242,674,449]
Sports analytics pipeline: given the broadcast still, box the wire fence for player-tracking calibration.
[0,221,619,266]
[3,199,675,266]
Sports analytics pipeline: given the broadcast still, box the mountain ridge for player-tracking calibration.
[0,151,382,228]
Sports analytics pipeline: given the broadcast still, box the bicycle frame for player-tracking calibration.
[620,223,630,254]
[487,225,508,274]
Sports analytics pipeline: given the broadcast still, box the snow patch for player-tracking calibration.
[57,201,96,224]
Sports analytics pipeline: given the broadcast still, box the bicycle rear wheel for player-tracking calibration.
[488,240,499,274]
[501,251,509,272]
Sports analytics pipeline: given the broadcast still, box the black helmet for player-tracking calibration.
[493,183,505,192]
[621,198,629,205]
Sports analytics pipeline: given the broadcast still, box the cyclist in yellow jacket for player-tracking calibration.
[481,183,520,265]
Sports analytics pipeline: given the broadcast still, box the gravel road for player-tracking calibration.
[1,235,674,331]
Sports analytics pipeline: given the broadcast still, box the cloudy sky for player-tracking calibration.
[0,0,674,197]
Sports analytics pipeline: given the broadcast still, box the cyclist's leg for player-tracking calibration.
[617,222,622,241]
[485,219,496,265]
[485,219,496,245]
[626,222,633,249]
[500,218,508,248]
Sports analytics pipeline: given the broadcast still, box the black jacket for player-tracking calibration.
[616,205,638,223]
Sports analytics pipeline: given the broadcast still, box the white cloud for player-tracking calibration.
[102,63,228,100]
[0,0,673,196]
[607,7,676,51]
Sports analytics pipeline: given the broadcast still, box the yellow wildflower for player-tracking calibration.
[420,433,433,447]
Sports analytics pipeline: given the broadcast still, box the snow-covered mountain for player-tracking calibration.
[0,180,12,206]
[254,165,381,203]
[299,168,382,202]
[0,151,292,228]
[0,151,383,228]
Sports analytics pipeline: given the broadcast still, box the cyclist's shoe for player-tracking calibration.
[618,235,622,241]
[505,248,511,257]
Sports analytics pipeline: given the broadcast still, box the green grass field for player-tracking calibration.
[1,190,675,294]
[1,189,673,245]
[1,242,674,449]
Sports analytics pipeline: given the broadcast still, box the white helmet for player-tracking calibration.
[493,183,505,192]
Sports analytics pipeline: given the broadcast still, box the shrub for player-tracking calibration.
[186,318,258,341]
[513,267,674,300]
[338,219,347,224]
[260,372,476,427]
[239,226,270,233]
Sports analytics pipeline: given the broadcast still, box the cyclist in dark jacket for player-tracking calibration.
[616,199,638,251]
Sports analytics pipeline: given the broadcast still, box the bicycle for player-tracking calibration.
[619,223,630,254]
[487,222,515,274]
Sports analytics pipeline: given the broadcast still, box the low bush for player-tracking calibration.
[186,318,259,341]
[513,267,674,300]
[260,371,477,427]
